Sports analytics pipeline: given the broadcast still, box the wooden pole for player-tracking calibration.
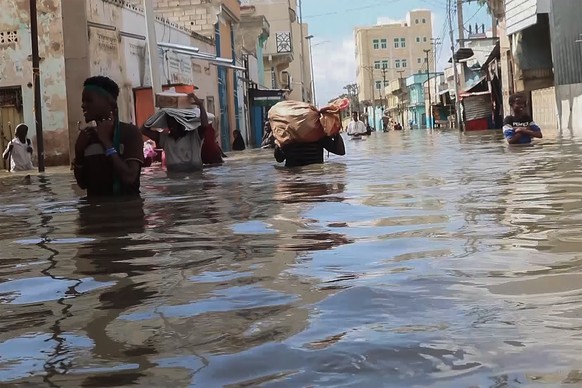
[30,0,45,172]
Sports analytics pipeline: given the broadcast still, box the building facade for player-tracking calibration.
[406,73,429,128]
[355,10,433,106]
[144,0,242,150]
[0,0,225,169]
[244,0,313,103]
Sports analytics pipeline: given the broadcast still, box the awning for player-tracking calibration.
[448,48,474,63]
[461,77,488,95]
[158,42,246,71]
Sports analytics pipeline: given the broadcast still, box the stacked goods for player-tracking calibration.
[268,98,350,147]
[144,108,215,132]
[155,91,194,109]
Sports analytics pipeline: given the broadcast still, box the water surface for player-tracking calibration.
[2,130,582,387]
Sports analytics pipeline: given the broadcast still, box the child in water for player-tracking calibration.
[503,93,543,145]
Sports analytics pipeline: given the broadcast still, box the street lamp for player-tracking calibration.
[305,35,316,106]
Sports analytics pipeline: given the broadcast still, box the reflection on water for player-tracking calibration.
[2,131,582,386]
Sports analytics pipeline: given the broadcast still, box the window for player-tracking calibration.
[416,37,420,43]
[384,80,390,87]
[400,38,406,48]
[402,59,407,68]
[415,19,419,24]
[422,18,426,23]
[395,59,401,68]
[394,38,399,48]
[373,39,379,49]
[417,58,422,64]
[380,38,387,49]
[375,80,382,90]
[423,37,428,42]
[381,60,389,69]
[374,60,381,69]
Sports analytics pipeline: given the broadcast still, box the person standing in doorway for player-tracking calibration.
[232,130,246,151]
[2,123,34,172]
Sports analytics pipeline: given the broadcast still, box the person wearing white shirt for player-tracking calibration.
[2,123,34,172]
[346,112,367,136]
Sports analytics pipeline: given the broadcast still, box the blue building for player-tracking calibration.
[406,73,429,129]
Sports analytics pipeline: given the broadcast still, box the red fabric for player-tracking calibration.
[464,118,489,131]
[201,125,224,165]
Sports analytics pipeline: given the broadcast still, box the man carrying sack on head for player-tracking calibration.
[270,98,348,168]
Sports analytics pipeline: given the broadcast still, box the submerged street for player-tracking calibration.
[2,129,582,386]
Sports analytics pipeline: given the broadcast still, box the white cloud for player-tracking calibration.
[311,37,356,106]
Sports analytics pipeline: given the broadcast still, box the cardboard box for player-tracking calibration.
[155,93,193,109]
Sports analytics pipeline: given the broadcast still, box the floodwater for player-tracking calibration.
[2,129,582,387]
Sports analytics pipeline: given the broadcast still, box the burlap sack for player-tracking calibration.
[268,101,325,147]
[319,98,350,136]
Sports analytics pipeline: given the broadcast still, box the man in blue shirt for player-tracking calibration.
[502,93,543,144]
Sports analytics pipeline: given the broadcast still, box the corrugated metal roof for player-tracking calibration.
[505,0,538,35]
[550,0,582,85]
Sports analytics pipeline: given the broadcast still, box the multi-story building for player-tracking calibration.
[355,10,433,107]
[0,0,221,168]
[244,0,313,103]
[141,0,242,150]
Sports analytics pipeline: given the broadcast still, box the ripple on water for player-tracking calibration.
[2,131,582,385]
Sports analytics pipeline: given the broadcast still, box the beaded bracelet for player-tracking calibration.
[105,147,117,157]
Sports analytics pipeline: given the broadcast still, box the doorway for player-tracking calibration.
[0,87,23,170]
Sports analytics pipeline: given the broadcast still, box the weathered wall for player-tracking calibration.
[145,0,221,38]
[0,0,69,165]
[555,84,582,136]
[531,86,558,130]
[62,0,90,162]
[85,0,219,125]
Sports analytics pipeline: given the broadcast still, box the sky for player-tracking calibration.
[300,0,491,105]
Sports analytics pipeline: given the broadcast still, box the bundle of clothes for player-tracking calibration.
[266,98,349,148]
[144,107,215,132]
[142,108,224,167]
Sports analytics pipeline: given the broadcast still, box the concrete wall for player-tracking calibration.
[0,0,69,165]
[555,84,582,136]
[144,0,221,38]
[85,0,218,124]
[287,22,310,102]
[531,86,558,130]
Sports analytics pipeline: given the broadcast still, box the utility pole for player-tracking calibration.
[424,48,432,129]
[144,0,162,99]
[431,37,441,109]
[456,0,465,104]
[305,35,316,105]
[457,0,465,48]
[381,67,388,110]
[364,65,376,130]
[397,69,405,126]
[29,0,45,172]
[381,67,388,131]
[298,0,306,102]
[448,0,462,130]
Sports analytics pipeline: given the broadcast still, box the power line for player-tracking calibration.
[463,3,485,26]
